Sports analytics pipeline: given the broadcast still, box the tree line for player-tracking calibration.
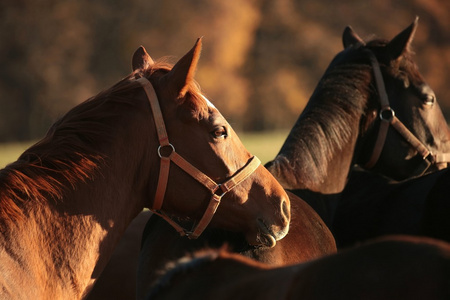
[1,0,449,141]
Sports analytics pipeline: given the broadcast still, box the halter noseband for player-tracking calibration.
[137,77,261,239]
[363,49,450,172]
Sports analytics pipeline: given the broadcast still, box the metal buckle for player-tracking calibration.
[379,107,395,122]
[424,152,436,164]
[212,184,227,198]
[157,143,175,158]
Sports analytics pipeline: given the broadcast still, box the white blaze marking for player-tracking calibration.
[202,95,216,109]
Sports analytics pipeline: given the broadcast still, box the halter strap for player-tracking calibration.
[363,50,450,170]
[137,77,261,239]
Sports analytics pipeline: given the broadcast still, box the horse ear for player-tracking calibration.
[342,26,365,48]
[165,37,202,98]
[132,46,154,71]
[386,17,419,60]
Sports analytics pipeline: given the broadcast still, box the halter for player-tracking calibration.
[363,49,450,172]
[137,77,261,239]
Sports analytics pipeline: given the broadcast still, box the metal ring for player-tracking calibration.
[379,107,395,122]
[212,184,227,198]
[424,152,436,163]
[158,143,175,158]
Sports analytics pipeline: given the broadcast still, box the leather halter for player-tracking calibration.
[137,77,261,239]
[363,50,450,172]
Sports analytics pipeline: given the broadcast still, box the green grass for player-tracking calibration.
[0,141,35,168]
[237,130,288,165]
[0,130,289,169]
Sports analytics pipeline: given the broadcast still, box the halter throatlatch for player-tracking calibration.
[137,77,261,239]
[363,50,450,172]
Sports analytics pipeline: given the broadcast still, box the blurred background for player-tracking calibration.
[1,0,449,146]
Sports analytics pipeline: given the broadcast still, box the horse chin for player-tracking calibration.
[246,219,280,248]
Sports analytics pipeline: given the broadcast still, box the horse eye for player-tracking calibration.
[423,93,435,106]
[212,127,228,139]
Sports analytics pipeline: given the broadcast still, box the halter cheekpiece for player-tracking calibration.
[363,49,450,173]
[137,77,261,239]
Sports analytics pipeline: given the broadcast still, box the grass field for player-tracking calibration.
[237,130,288,164]
[0,141,35,168]
[0,130,289,169]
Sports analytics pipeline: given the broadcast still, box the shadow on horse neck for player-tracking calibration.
[136,191,336,299]
[266,18,450,226]
[146,235,450,300]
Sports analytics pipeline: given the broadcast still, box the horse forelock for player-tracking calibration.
[137,59,210,122]
[365,39,424,87]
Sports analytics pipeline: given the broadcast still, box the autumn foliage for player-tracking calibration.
[1,0,449,141]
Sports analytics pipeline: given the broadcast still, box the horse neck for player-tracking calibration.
[0,104,154,299]
[269,63,370,194]
[271,98,364,194]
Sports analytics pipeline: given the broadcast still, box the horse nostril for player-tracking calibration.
[281,198,290,223]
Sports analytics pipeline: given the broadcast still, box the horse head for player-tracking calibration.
[132,39,290,247]
[344,18,450,180]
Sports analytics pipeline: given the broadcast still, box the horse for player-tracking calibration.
[265,18,450,226]
[0,38,290,299]
[135,19,450,299]
[145,235,450,300]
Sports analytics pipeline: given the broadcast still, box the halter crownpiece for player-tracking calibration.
[363,49,450,172]
[137,77,261,239]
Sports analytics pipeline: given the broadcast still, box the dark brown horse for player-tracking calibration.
[265,18,450,226]
[319,21,450,248]
[0,38,290,299]
[146,236,450,300]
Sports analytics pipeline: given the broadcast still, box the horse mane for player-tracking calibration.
[273,51,373,186]
[146,247,267,298]
[0,58,209,224]
[147,248,221,298]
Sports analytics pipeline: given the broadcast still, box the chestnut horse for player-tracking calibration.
[265,18,450,226]
[0,38,290,299]
[145,236,450,300]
